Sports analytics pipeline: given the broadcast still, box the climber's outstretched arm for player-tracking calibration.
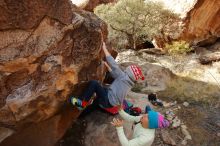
[102,42,124,78]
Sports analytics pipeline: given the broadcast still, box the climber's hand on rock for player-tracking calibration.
[103,61,112,72]
[102,42,111,57]
[102,42,107,50]
[111,118,124,127]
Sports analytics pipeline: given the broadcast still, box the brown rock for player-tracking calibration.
[0,106,80,146]
[0,0,109,145]
[199,52,220,64]
[153,0,220,48]
[0,127,14,143]
[180,0,220,45]
[138,48,165,55]
[0,0,72,30]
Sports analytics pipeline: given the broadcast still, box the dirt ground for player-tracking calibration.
[152,101,220,146]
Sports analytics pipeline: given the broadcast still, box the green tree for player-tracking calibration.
[95,0,179,50]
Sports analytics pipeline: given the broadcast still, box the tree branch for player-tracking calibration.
[110,24,132,36]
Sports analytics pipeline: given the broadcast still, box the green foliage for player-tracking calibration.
[165,41,193,55]
[95,0,179,50]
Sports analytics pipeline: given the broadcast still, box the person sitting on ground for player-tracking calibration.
[70,42,145,110]
[111,105,170,146]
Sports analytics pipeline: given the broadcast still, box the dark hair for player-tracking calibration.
[148,93,157,101]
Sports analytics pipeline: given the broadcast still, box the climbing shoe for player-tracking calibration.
[151,100,163,107]
[70,97,84,110]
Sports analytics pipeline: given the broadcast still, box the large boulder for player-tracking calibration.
[180,0,220,45]
[152,0,220,47]
[0,0,108,145]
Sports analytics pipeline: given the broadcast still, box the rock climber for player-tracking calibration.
[70,41,145,111]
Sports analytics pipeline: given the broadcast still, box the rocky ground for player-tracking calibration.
[151,97,220,146]
[57,93,220,146]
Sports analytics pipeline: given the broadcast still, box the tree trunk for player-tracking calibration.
[133,38,136,50]
[126,33,134,49]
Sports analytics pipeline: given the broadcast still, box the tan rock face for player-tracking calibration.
[181,0,220,45]
[153,0,219,47]
[0,0,107,145]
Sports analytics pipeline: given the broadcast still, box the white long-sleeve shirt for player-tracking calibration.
[116,110,155,146]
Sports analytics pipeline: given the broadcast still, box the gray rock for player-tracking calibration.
[183,102,189,107]
[172,117,181,128]
[160,129,176,146]
[181,125,192,140]
[181,139,188,145]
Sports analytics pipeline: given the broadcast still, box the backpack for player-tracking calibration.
[100,100,142,116]
[100,100,133,115]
